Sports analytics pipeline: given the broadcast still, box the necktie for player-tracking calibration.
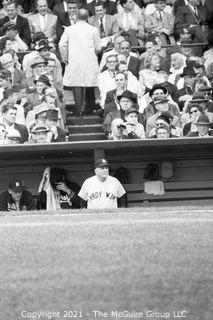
[99,18,105,38]
[194,6,199,17]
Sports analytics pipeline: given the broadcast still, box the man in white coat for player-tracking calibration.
[59,8,101,116]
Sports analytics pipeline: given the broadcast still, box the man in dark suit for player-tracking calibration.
[1,102,29,143]
[120,39,140,79]
[177,66,196,111]
[88,1,119,49]
[174,0,208,46]
[0,1,31,47]
[83,0,117,16]
[56,0,79,43]
[45,109,67,142]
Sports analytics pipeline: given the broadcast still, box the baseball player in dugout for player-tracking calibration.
[0,180,36,211]
[78,159,126,210]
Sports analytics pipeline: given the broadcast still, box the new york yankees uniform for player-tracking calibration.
[78,175,126,209]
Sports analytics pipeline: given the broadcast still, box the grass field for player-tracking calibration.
[0,208,212,320]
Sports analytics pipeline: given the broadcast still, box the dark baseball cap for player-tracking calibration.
[9,179,24,192]
[95,159,109,168]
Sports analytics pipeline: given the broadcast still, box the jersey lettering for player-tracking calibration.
[7,203,17,211]
[106,192,116,200]
[88,191,102,201]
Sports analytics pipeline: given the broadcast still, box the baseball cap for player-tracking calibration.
[9,179,24,192]
[95,158,109,168]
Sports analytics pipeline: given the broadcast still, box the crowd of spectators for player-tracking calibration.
[0,0,213,144]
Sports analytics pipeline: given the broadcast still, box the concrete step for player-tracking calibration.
[67,124,103,134]
[66,115,103,126]
[68,132,106,141]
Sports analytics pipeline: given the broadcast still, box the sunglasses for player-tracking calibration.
[190,109,198,114]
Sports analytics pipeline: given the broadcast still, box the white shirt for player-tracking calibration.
[78,175,126,209]
[9,16,17,24]
[39,13,47,31]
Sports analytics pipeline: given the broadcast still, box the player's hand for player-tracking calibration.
[56,182,70,194]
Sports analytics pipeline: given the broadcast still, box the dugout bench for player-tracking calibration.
[0,138,213,207]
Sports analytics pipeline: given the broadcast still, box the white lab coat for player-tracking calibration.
[59,20,101,87]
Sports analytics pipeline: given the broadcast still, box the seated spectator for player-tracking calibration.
[100,34,137,70]
[139,84,179,125]
[182,103,201,136]
[187,92,213,122]
[0,1,31,48]
[1,102,28,143]
[103,71,142,116]
[187,114,213,137]
[0,179,36,211]
[0,52,26,86]
[28,0,57,49]
[5,127,21,144]
[98,54,118,107]
[157,61,180,104]
[0,69,12,102]
[139,51,164,90]
[176,38,198,60]
[117,61,145,96]
[0,122,7,144]
[115,0,145,46]
[103,89,138,136]
[145,0,174,15]
[24,55,48,92]
[42,93,65,128]
[27,74,52,108]
[168,52,186,85]
[146,94,180,137]
[174,0,208,56]
[119,39,140,78]
[140,34,169,70]
[125,106,145,139]
[37,166,81,210]
[194,76,211,92]
[45,109,67,142]
[149,112,182,138]
[198,85,213,110]
[2,87,25,126]
[155,124,172,139]
[56,0,79,44]
[23,40,62,87]
[178,66,197,111]
[46,57,62,91]
[22,31,47,71]
[28,124,50,144]
[0,21,28,52]
[144,0,175,45]
[12,84,30,122]
[109,118,128,140]
[88,1,119,50]
[26,102,48,130]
